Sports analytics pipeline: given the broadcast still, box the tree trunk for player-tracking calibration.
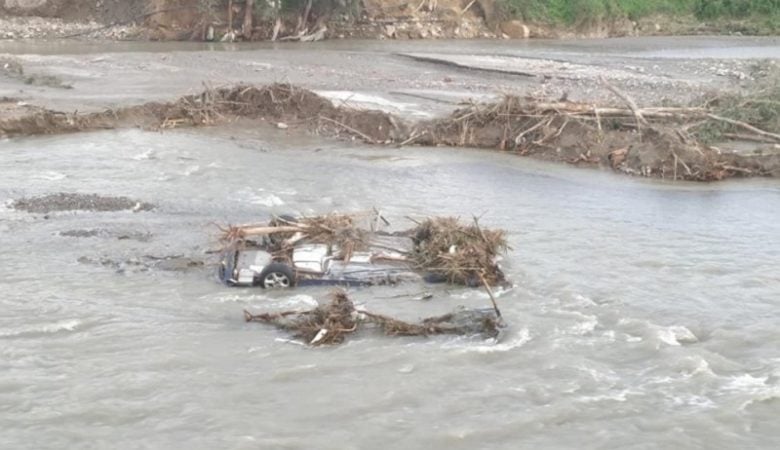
[296,0,313,34]
[242,0,255,39]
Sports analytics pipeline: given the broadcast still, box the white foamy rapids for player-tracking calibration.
[233,187,287,207]
[183,165,200,176]
[209,293,318,309]
[569,312,599,335]
[451,327,532,354]
[276,295,319,308]
[671,394,717,409]
[210,293,259,304]
[720,374,780,410]
[670,355,716,377]
[132,149,157,160]
[578,388,637,403]
[450,285,514,301]
[656,325,699,347]
[0,319,81,338]
[724,374,770,392]
[617,318,699,347]
[271,338,306,347]
[33,171,67,181]
[571,293,598,307]
[249,193,285,207]
[0,198,13,213]
[579,364,621,384]
[548,309,600,336]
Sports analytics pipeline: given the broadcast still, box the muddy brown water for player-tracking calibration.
[1,123,779,448]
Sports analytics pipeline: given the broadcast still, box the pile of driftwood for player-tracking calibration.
[220,212,507,286]
[424,79,779,147]
[220,212,372,259]
[244,290,505,346]
[412,79,780,181]
[155,83,405,143]
[5,79,776,180]
[158,83,333,129]
[410,217,507,286]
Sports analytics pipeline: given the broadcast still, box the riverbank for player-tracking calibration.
[2,38,778,182]
[2,38,779,182]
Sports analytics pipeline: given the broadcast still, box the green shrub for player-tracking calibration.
[696,61,780,142]
[695,0,780,19]
[498,0,778,24]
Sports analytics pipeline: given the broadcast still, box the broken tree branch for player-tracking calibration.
[706,113,780,143]
[479,273,503,319]
[318,115,378,143]
[242,0,255,39]
[600,76,648,128]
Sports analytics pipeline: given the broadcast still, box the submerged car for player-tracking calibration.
[217,214,507,289]
[219,234,426,288]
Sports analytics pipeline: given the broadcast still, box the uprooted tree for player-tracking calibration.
[243,289,506,345]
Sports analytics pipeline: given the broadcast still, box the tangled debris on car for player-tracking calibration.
[243,290,506,346]
[218,212,508,289]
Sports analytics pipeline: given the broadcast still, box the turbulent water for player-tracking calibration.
[1,125,779,448]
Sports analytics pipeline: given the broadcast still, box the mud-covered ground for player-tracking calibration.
[4,38,778,113]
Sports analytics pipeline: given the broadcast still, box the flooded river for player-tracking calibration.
[1,124,779,448]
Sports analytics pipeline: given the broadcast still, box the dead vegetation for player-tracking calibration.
[243,289,505,346]
[410,217,508,286]
[221,212,372,262]
[1,81,778,181]
[696,61,780,145]
[0,83,407,142]
[410,77,780,181]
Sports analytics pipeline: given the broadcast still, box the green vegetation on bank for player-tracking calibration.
[500,0,780,32]
[697,61,780,143]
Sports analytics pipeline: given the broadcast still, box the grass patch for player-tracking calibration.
[498,0,780,29]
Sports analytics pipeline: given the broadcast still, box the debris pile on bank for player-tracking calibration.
[160,83,407,142]
[411,81,780,180]
[2,81,778,181]
[243,290,505,346]
[0,83,407,143]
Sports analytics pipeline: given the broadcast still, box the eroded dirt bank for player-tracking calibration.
[2,82,778,181]
[1,0,777,42]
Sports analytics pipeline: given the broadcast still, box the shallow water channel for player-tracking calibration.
[1,125,779,448]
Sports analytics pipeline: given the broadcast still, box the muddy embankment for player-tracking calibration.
[2,0,772,42]
[2,81,779,182]
[0,0,498,41]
